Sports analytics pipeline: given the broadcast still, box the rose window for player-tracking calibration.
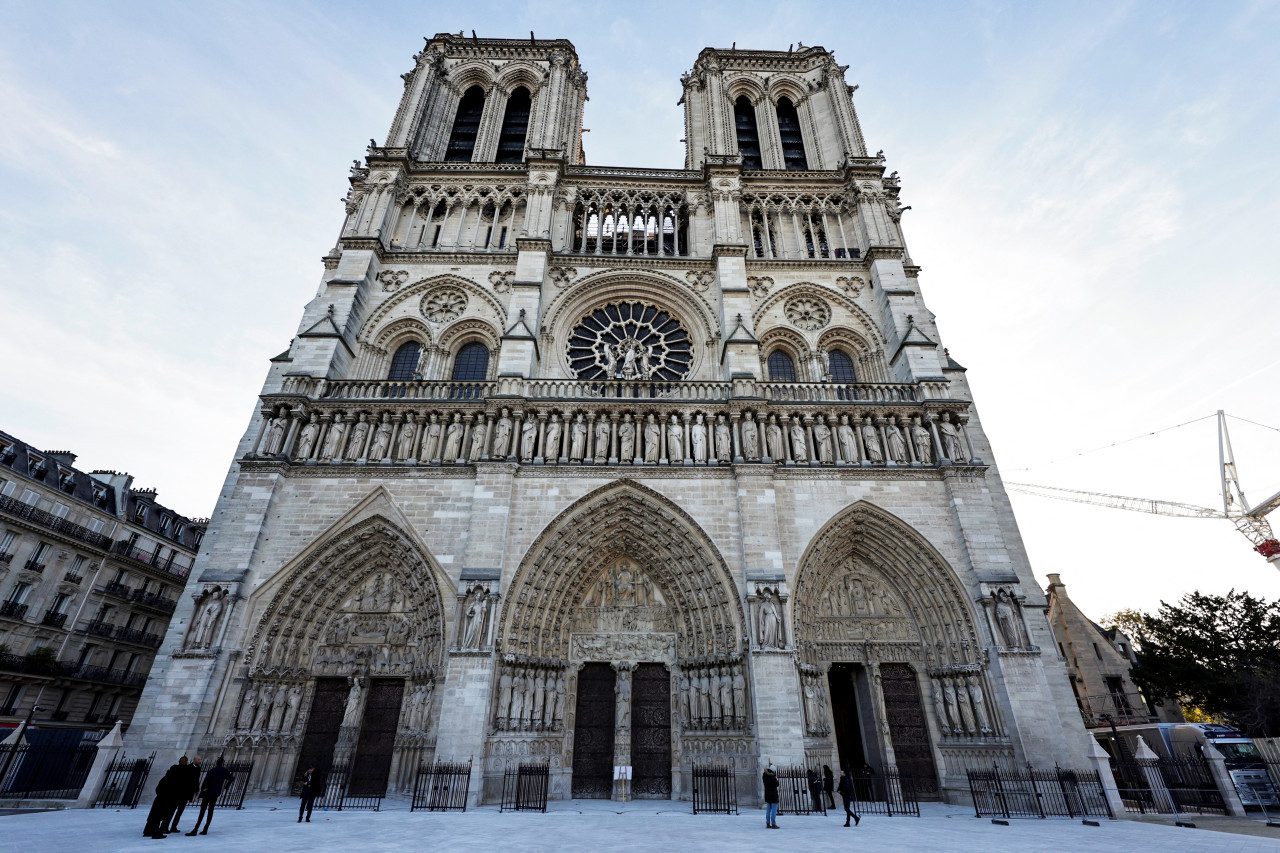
[566,301,692,381]
[421,287,467,323]
[784,295,831,331]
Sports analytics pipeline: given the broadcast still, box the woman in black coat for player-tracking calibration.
[762,764,780,829]
[823,764,836,809]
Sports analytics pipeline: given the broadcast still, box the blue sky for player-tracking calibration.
[1,1,1278,617]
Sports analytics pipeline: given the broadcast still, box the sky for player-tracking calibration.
[1,0,1278,620]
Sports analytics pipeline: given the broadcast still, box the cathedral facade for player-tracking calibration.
[130,35,1091,805]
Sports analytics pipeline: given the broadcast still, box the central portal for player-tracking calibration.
[571,663,616,798]
[630,663,672,798]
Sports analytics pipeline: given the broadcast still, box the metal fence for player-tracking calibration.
[411,759,471,812]
[776,765,826,816]
[968,766,1114,819]
[0,742,97,800]
[1112,757,1226,816]
[500,760,550,812]
[691,759,738,815]
[314,763,383,811]
[187,760,254,810]
[95,752,155,808]
[1232,759,1280,811]
[848,769,921,817]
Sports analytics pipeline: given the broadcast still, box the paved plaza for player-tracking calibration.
[2,799,1280,853]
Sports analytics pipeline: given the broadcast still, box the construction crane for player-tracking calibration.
[1006,412,1280,566]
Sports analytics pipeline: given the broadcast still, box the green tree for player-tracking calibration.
[1132,590,1280,737]
[1100,609,1145,648]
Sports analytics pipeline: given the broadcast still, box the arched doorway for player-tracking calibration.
[489,481,753,801]
[793,502,1007,798]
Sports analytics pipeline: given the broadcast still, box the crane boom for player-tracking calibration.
[1004,482,1224,519]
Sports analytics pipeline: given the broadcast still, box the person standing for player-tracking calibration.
[167,754,201,833]
[142,759,184,839]
[836,768,861,827]
[187,757,232,836]
[822,764,836,810]
[298,766,324,823]
[762,764,780,829]
[807,766,824,812]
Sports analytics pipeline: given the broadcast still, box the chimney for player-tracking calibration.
[45,451,77,467]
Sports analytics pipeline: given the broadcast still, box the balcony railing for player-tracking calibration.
[0,552,13,565]
[110,540,190,580]
[78,619,161,648]
[23,560,45,574]
[61,662,147,688]
[0,493,113,549]
[102,581,132,600]
[1078,693,1157,728]
[82,619,117,639]
[0,601,29,621]
[41,610,68,628]
[130,589,177,614]
[63,573,83,585]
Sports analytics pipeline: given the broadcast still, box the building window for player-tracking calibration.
[444,86,485,162]
[450,342,490,382]
[53,503,69,519]
[20,489,39,506]
[1,684,23,716]
[84,691,101,722]
[88,518,104,534]
[134,504,148,524]
[50,593,70,614]
[495,87,531,163]
[0,531,15,555]
[828,350,857,383]
[159,515,171,537]
[387,342,422,381]
[767,351,797,382]
[1093,642,1102,660]
[7,583,30,605]
[775,97,808,170]
[734,96,762,170]
[76,644,96,666]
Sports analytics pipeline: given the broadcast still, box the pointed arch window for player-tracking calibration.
[496,87,531,163]
[767,350,797,382]
[734,96,762,170]
[445,86,485,162]
[451,342,490,381]
[388,342,422,380]
[828,349,857,383]
[776,97,808,170]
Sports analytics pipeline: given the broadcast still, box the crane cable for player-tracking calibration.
[1010,413,1216,472]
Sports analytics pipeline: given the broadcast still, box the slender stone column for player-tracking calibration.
[611,663,635,802]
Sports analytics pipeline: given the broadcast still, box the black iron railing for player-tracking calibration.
[316,763,381,811]
[968,765,1113,819]
[130,589,176,613]
[410,759,471,811]
[109,540,190,579]
[776,765,826,815]
[848,769,921,817]
[101,581,131,600]
[0,600,29,620]
[500,760,550,812]
[691,759,738,815]
[0,493,112,550]
[95,752,155,808]
[1110,756,1226,816]
[41,610,67,628]
[22,560,45,574]
[0,742,98,800]
[187,760,253,809]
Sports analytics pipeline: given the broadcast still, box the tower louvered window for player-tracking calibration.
[734,96,762,170]
[445,86,485,162]
[496,87,531,163]
[776,97,808,170]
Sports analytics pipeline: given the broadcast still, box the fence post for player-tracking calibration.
[1201,742,1247,817]
[74,721,123,809]
[1134,737,1176,813]
[1087,740,1123,818]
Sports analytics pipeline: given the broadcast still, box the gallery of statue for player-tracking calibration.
[129,35,1092,805]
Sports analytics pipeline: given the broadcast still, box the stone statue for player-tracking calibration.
[253,684,274,731]
[520,417,537,461]
[347,415,371,459]
[425,414,442,461]
[731,670,746,724]
[885,421,907,463]
[236,685,258,729]
[812,416,833,463]
[619,414,636,461]
[442,414,464,462]
[758,590,781,648]
[666,414,683,460]
[511,669,527,728]
[942,679,960,732]
[342,676,366,727]
[968,677,991,734]
[714,415,731,462]
[497,669,513,726]
[939,414,966,462]
[708,667,723,722]
[741,412,760,460]
[789,420,808,462]
[396,418,417,460]
[264,416,287,456]
[861,419,883,463]
[765,415,784,461]
[461,591,486,648]
[531,670,546,728]
[718,668,733,723]
[691,413,707,462]
[493,409,513,458]
[931,679,950,734]
[295,415,319,459]
[994,592,1027,648]
[282,684,303,732]
[570,414,587,461]
[319,418,346,462]
[369,413,394,460]
[679,674,692,723]
[552,675,566,728]
[837,414,857,462]
[545,415,562,460]
[468,420,487,461]
[268,689,288,731]
[190,590,224,649]
[594,417,610,462]
[643,414,660,463]
[911,417,933,464]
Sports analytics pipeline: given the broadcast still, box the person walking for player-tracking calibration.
[167,754,201,833]
[823,764,836,810]
[836,768,861,827]
[762,763,780,829]
[142,759,184,839]
[298,766,324,823]
[187,757,232,836]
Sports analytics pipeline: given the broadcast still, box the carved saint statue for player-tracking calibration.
[442,414,464,462]
[666,414,684,460]
[732,669,747,724]
[765,415,784,461]
[545,415,562,460]
[837,414,857,462]
[295,415,319,460]
[757,590,781,649]
[994,592,1027,648]
[643,414,660,463]
[619,414,636,461]
[264,416,287,456]
[396,418,417,460]
[468,420,487,461]
[342,676,366,727]
[931,679,950,734]
[741,412,760,460]
[861,419,883,463]
[497,669,513,727]
[885,421,907,464]
[939,414,966,462]
[189,590,224,649]
[911,417,932,464]
[424,414,442,461]
[253,685,274,731]
[369,413,394,460]
[347,416,370,459]
[268,690,288,731]
[812,416,833,463]
[520,417,537,461]
[493,409,513,458]
[236,685,258,729]
[968,677,992,734]
[616,676,633,729]
[942,679,960,732]
[570,414,587,461]
[714,414,732,462]
[790,420,808,463]
[594,417,610,462]
[319,418,346,462]
[461,590,487,649]
[690,413,708,462]
[282,684,304,733]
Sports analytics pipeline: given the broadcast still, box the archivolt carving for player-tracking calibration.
[752,283,884,349]
[792,502,980,669]
[497,481,745,660]
[358,274,508,346]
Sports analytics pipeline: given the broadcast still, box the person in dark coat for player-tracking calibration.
[167,754,201,833]
[822,764,836,809]
[186,757,233,836]
[807,766,824,812]
[836,768,861,827]
[762,764,780,829]
[143,759,185,839]
[298,766,324,823]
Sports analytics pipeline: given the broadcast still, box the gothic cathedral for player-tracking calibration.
[130,35,1091,805]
